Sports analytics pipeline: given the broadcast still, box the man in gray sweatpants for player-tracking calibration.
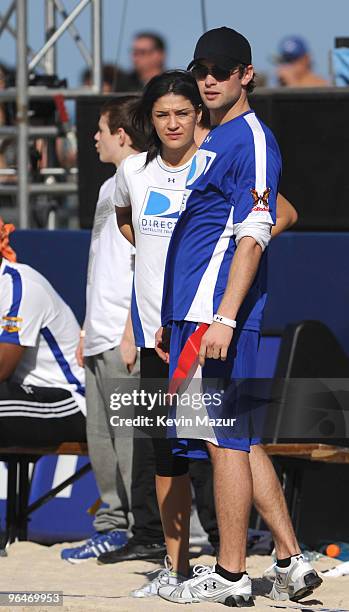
[61,97,152,562]
[84,347,138,534]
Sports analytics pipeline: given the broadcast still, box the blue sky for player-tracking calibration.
[0,0,348,85]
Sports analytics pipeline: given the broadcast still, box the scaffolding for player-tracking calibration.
[0,0,103,228]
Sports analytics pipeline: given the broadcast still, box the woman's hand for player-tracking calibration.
[155,326,170,363]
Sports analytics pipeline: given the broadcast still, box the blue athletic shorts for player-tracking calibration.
[168,321,261,458]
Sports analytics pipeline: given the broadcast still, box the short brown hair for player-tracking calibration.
[100,97,148,152]
[134,32,166,52]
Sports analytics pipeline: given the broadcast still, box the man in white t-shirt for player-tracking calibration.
[61,98,167,564]
[0,222,86,445]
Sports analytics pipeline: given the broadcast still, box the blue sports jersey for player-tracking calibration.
[161,110,281,330]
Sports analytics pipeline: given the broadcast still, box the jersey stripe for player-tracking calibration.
[0,402,78,414]
[0,406,81,418]
[0,398,77,408]
[184,207,234,323]
[0,266,23,344]
[41,327,85,396]
[243,113,267,193]
[131,280,145,346]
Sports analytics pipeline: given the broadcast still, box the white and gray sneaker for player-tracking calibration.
[159,564,254,607]
[131,556,186,598]
[266,554,322,602]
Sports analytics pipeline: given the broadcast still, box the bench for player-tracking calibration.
[262,443,349,534]
[1,442,348,550]
[263,443,349,463]
[0,443,90,551]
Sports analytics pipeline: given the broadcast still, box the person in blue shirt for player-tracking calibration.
[157,28,322,606]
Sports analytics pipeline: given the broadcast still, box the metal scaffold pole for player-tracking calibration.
[0,0,103,228]
[45,0,56,75]
[92,0,102,92]
[16,0,29,229]
[29,0,91,72]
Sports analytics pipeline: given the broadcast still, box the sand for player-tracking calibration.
[1,542,348,612]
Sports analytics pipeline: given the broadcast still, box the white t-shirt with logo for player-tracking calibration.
[84,174,134,356]
[0,259,86,414]
[114,152,193,348]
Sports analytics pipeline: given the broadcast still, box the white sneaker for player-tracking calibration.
[131,556,186,598]
[267,554,322,601]
[159,564,254,606]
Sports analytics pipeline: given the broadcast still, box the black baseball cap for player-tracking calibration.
[187,27,252,70]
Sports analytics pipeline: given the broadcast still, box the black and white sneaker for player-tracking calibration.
[97,538,166,564]
[266,554,323,601]
[159,564,254,607]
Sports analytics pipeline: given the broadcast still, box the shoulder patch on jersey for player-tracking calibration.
[1,315,22,333]
[250,187,271,212]
[186,149,217,187]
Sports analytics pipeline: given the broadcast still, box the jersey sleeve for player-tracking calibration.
[231,142,280,227]
[0,273,49,347]
[114,159,131,208]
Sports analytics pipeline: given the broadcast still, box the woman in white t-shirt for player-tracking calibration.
[115,70,203,594]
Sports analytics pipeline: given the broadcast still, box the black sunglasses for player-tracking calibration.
[190,63,240,82]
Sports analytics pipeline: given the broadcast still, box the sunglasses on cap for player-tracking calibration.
[189,63,240,82]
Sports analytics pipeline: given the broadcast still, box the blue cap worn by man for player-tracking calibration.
[275,35,328,87]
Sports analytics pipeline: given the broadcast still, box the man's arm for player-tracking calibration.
[115,206,135,246]
[199,139,280,365]
[0,343,25,381]
[273,193,298,237]
[119,309,137,372]
[199,236,263,365]
[76,325,85,368]
[114,159,135,245]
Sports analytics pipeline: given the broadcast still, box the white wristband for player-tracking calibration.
[213,314,237,329]
[80,329,86,338]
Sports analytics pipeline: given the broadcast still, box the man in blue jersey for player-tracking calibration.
[158,28,322,606]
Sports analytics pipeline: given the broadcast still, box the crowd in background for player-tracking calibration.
[0,31,331,229]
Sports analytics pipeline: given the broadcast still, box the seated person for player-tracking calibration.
[0,218,85,446]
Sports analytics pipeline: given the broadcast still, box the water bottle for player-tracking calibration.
[324,542,349,561]
[301,550,324,562]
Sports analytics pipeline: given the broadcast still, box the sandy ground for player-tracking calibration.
[1,542,348,612]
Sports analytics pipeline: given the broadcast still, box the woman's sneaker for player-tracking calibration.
[267,554,323,601]
[159,564,254,607]
[131,556,186,598]
[61,530,128,564]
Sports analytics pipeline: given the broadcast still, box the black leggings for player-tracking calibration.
[140,348,188,477]
[133,349,218,546]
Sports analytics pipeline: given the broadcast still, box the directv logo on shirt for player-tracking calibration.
[139,187,182,237]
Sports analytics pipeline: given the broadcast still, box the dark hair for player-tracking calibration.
[100,96,149,152]
[133,70,202,165]
[81,63,125,88]
[238,64,256,94]
[199,103,211,129]
[134,32,166,52]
